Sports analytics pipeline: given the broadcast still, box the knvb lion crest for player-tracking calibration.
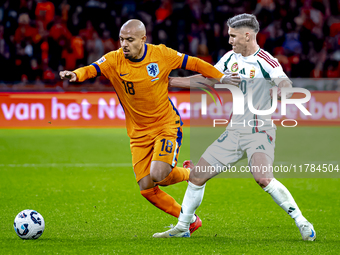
[147,63,159,77]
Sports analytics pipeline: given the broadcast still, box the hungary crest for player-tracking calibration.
[250,66,255,78]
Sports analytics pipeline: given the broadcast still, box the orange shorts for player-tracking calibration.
[130,126,183,182]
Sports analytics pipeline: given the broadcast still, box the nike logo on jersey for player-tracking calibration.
[120,73,129,76]
[159,153,170,156]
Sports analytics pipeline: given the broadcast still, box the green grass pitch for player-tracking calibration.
[0,127,339,254]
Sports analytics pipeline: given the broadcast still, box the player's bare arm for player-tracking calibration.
[169,74,214,89]
[169,70,241,89]
[270,80,293,100]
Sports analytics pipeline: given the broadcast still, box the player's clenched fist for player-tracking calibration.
[221,69,241,86]
[59,71,77,82]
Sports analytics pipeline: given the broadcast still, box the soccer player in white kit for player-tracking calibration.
[153,13,316,241]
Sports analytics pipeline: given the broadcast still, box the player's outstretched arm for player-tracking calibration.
[270,80,293,100]
[221,69,241,85]
[169,69,240,89]
[59,64,99,82]
[59,71,77,82]
[169,74,216,89]
[185,56,241,85]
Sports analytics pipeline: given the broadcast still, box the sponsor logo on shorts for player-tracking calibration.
[256,145,265,150]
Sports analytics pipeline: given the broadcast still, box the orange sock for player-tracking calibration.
[141,186,181,218]
[155,167,190,186]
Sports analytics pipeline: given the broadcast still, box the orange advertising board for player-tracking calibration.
[0,91,339,128]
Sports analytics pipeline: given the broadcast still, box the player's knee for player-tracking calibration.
[138,175,155,191]
[150,169,164,182]
[189,167,210,186]
[189,174,206,186]
[255,178,272,188]
[150,161,172,182]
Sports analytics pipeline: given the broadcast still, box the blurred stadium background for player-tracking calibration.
[1,0,339,128]
[0,0,339,91]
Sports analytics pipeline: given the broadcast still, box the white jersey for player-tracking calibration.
[214,48,291,133]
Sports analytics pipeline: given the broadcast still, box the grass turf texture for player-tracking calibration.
[0,127,339,254]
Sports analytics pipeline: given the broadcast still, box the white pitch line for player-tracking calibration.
[0,163,132,168]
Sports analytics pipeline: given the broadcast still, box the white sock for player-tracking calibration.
[190,214,197,224]
[263,178,307,225]
[176,181,205,231]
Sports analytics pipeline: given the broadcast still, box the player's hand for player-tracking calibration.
[59,71,77,82]
[221,70,241,86]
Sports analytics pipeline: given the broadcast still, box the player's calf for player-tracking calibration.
[140,186,181,218]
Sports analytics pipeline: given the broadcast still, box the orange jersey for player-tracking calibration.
[73,44,224,138]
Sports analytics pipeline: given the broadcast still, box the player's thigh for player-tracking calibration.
[251,152,274,183]
[130,137,154,183]
[152,127,182,168]
[201,130,243,177]
[242,131,275,180]
[243,130,276,166]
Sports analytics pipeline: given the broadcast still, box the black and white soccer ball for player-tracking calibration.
[13,209,45,239]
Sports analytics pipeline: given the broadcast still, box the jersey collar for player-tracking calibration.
[129,44,147,62]
[253,48,261,56]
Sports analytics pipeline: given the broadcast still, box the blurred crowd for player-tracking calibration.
[0,0,339,85]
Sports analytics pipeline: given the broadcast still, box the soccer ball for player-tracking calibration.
[13,209,45,239]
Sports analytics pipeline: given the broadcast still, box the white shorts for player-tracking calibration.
[202,129,276,168]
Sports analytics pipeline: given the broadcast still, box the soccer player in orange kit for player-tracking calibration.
[60,19,240,234]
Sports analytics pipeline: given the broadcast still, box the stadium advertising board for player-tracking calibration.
[0,92,189,128]
[190,91,340,127]
[0,91,339,128]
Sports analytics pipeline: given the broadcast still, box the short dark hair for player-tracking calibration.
[227,14,260,33]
